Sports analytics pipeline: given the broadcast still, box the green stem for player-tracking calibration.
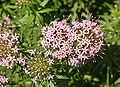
[106,67,110,87]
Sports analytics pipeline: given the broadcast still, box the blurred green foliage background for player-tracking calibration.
[0,0,120,87]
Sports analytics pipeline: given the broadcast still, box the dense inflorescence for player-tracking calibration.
[42,20,75,59]
[0,75,8,86]
[68,20,104,66]
[0,17,25,68]
[0,16,11,30]
[24,52,54,80]
[41,20,104,67]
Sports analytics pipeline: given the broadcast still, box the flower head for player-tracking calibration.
[25,53,54,80]
[0,17,24,68]
[41,20,104,67]
[68,20,104,66]
[42,20,74,59]
[0,75,8,85]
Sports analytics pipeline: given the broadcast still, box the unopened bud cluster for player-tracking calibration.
[15,0,29,8]
[25,52,54,80]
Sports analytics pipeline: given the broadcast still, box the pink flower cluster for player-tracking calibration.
[42,20,74,59]
[68,20,104,66]
[0,75,8,84]
[0,17,25,68]
[0,31,18,68]
[42,20,104,66]
[0,16,11,29]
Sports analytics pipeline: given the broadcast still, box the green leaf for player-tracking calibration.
[26,28,33,45]
[19,13,34,25]
[115,84,120,87]
[49,81,55,87]
[7,5,17,9]
[38,8,56,13]
[114,78,120,85]
[57,75,69,79]
[68,68,74,74]
[40,0,49,7]
[32,29,37,45]
[36,14,44,25]
[7,8,15,15]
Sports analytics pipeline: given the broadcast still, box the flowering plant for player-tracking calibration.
[42,20,104,67]
[0,0,119,87]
